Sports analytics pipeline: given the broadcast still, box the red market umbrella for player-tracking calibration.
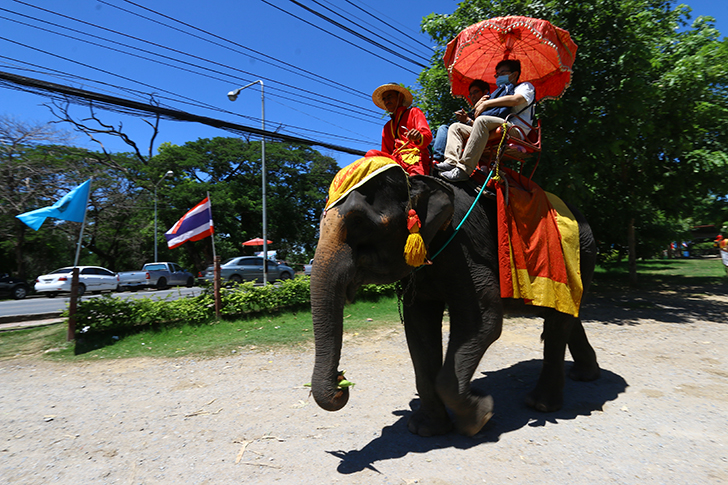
[242,237,273,246]
[443,16,578,102]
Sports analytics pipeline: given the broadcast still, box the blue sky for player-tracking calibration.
[1,0,725,169]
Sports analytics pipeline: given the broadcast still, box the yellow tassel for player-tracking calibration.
[404,232,427,266]
[404,209,427,267]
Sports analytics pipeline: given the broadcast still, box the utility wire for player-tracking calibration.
[2,4,381,120]
[0,42,376,145]
[259,0,420,76]
[286,0,430,67]
[0,20,379,128]
[0,56,376,145]
[344,0,434,52]
[0,71,367,156]
[0,36,229,119]
[2,0,402,146]
[110,0,372,100]
[317,0,433,59]
[0,55,237,116]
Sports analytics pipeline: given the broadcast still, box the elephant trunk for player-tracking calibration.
[310,211,355,411]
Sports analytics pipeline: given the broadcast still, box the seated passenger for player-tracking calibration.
[431,79,490,165]
[437,60,535,182]
[367,83,433,176]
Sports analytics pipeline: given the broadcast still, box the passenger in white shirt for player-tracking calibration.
[437,59,536,182]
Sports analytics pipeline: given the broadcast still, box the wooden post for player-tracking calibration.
[213,256,221,318]
[67,267,80,341]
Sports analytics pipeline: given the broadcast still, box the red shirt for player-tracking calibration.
[380,106,433,176]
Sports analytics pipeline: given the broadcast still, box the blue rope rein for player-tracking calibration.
[424,167,496,264]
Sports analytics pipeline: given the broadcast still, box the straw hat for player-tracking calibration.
[372,83,413,110]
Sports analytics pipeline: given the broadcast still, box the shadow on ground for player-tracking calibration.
[582,279,728,326]
[327,359,627,475]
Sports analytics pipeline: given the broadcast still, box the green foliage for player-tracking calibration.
[355,282,398,301]
[150,139,339,272]
[417,0,728,265]
[0,120,159,279]
[69,278,391,336]
[218,277,311,315]
[1,132,339,279]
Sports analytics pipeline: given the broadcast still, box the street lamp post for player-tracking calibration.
[227,80,268,285]
[154,170,174,262]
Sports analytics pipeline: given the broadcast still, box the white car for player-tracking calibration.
[34,266,120,298]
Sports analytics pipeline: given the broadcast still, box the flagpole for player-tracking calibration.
[69,178,91,341]
[73,178,92,267]
[206,192,217,262]
[207,192,221,318]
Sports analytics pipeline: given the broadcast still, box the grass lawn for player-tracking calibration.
[0,296,403,362]
[2,257,724,362]
[593,256,726,291]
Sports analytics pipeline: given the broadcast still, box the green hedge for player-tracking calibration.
[67,278,397,335]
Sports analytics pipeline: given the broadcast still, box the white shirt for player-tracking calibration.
[511,82,536,133]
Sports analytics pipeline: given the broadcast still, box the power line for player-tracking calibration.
[286,0,430,67]
[353,0,436,53]
[0,55,245,116]
[2,4,381,121]
[0,16,385,144]
[0,70,367,156]
[110,0,373,100]
[1,0,426,150]
[317,0,433,59]
[0,57,376,146]
[259,0,421,76]
[0,21,380,129]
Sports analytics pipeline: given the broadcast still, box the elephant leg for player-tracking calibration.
[403,298,452,437]
[436,302,501,436]
[526,310,574,412]
[567,318,601,381]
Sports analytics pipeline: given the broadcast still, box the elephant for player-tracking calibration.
[310,164,600,437]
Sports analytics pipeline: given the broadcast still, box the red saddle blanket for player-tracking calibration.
[495,167,583,317]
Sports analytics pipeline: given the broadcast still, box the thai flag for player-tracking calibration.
[164,197,214,249]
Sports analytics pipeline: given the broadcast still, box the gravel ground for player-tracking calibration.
[1,284,727,484]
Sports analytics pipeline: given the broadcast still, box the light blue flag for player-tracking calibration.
[16,179,92,231]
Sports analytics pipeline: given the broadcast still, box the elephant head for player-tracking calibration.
[310,166,454,411]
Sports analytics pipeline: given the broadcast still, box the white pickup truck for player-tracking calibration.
[118,262,196,290]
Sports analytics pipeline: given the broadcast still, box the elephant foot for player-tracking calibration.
[453,395,494,437]
[569,363,601,382]
[407,409,453,437]
[525,388,563,413]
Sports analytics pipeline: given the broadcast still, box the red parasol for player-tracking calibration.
[443,16,577,102]
[242,237,273,246]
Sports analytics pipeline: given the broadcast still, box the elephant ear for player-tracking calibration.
[408,175,454,246]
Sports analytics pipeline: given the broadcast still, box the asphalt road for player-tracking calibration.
[0,287,204,319]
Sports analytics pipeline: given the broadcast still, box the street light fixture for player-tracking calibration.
[154,170,174,262]
[227,80,268,285]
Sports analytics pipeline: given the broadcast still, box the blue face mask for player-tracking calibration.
[495,75,511,87]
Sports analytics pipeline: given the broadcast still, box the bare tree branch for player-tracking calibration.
[45,95,161,169]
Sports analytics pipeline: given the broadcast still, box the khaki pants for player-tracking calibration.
[444,116,507,173]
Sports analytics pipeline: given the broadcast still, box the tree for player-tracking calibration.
[0,115,162,278]
[0,117,75,277]
[150,138,339,271]
[44,98,341,274]
[417,0,728,284]
[47,99,161,178]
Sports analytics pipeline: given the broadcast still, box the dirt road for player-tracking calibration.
[2,284,727,484]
